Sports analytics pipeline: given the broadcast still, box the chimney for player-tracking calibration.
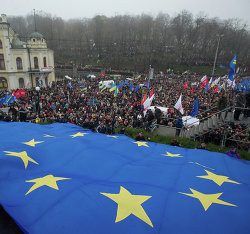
[1,14,7,23]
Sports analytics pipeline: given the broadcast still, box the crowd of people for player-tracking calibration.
[0,71,249,155]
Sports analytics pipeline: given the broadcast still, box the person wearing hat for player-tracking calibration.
[225,147,240,159]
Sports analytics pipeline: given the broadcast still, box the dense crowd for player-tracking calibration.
[0,72,249,151]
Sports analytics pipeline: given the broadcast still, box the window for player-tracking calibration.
[19,78,24,88]
[0,77,8,89]
[0,40,2,48]
[34,57,39,69]
[43,57,47,67]
[16,57,23,70]
[0,54,5,70]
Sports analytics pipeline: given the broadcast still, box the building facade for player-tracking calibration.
[0,14,55,91]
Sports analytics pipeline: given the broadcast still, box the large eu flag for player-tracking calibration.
[0,121,250,234]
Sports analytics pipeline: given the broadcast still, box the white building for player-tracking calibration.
[0,14,55,90]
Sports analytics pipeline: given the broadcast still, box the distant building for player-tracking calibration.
[0,14,55,90]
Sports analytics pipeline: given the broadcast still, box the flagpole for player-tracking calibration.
[211,34,223,77]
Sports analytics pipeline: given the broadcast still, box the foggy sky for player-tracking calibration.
[2,0,250,25]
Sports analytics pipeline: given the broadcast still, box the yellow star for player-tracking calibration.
[107,135,119,139]
[22,139,44,147]
[133,141,149,147]
[43,134,55,137]
[161,152,183,157]
[25,174,71,195]
[101,186,153,227]
[197,170,240,186]
[3,151,38,169]
[70,132,88,138]
[179,188,237,211]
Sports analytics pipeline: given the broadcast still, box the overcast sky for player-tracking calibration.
[2,0,250,25]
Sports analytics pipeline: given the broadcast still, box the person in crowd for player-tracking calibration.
[96,122,107,134]
[197,142,208,150]
[171,138,181,147]
[135,132,145,141]
[225,147,240,159]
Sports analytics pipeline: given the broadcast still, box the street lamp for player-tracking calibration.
[211,34,224,77]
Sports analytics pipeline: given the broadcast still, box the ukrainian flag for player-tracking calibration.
[100,84,107,92]
[0,122,250,234]
[114,86,119,97]
[81,86,87,92]
[109,82,116,92]
[135,73,141,80]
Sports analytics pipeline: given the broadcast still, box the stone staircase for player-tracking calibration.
[182,109,235,139]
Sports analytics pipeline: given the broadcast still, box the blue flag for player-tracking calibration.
[228,56,236,81]
[129,83,134,91]
[0,122,250,234]
[190,97,199,117]
[124,80,129,86]
[134,85,140,92]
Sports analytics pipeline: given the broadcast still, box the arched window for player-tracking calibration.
[0,40,2,49]
[16,57,23,70]
[0,54,5,70]
[19,78,24,88]
[43,57,47,67]
[34,57,39,69]
[0,77,8,89]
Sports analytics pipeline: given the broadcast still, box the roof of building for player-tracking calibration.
[12,38,26,48]
[29,32,44,39]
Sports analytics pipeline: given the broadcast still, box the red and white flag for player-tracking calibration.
[143,94,155,116]
[141,93,147,106]
[174,94,184,115]
[213,85,219,93]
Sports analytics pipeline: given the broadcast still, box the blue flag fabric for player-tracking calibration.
[0,122,250,234]
[129,83,134,91]
[124,80,129,86]
[204,83,209,92]
[228,56,236,81]
[190,97,199,117]
[134,85,140,92]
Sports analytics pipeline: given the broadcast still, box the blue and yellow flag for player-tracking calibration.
[109,82,116,92]
[135,73,141,80]
[100,84,106,92]
[81,86,87,92]
[0,122,250,234]
[114,86,119,97]
[67,82,72,88]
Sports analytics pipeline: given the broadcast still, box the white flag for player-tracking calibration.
[201,75,207,83]
[214,77,221,86]
[143,94,155,116]
[208,77,213,85]
[174,94,184,115]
